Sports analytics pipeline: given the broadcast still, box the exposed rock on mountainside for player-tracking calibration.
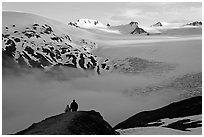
[150,22,163,27]
[2,23,110,73]
[106,23,110,27]
[68,22,79,28]
[77,39,97,52]
[186,21,202,26]
[129,21,138,26]
[114,96,202,132]
[15,110,118,135]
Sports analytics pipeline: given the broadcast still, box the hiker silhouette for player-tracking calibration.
[64,104,71,113]
[70,99,78,112]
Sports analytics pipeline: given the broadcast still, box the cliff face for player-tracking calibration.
[15,110,117,135]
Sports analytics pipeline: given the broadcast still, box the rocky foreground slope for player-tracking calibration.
[15,110,117,135]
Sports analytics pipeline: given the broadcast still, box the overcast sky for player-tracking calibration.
[2,2,202,27]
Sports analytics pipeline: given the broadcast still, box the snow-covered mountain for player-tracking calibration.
[75,19,107,29]
[2,12,110,73]
[151,21,202,29]
[68,19,120,34]
[114,96,202,135]
[150,22,186,29]
[109,21,147,34]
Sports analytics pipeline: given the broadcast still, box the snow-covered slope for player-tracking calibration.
[2,11,110,73]
[117,126,201,135]
[115,96,202,135]
[117,114,202,135]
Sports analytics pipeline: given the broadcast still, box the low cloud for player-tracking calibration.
[2,63,167,134]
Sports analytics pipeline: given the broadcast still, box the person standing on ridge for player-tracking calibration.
[70,99,78,112]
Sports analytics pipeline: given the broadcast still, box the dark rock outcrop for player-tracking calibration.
[15,110,117,135]
[129,21,138,26]
[114,96,202,131]
[186,21,202,26]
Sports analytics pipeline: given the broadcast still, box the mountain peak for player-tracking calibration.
[129,21,138,26]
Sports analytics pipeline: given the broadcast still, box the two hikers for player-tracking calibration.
[65,99,78,112]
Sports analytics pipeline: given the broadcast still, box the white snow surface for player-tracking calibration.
[76,19,107,29]
[117,114,202,135]
[117,126,202,135]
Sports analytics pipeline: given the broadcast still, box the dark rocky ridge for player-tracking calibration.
[15,110,118,135]
[114,96,202,131]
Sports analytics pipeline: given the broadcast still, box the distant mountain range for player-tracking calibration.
[69,20,147,34]
[150,21,202,27]
[69,19,202,35]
